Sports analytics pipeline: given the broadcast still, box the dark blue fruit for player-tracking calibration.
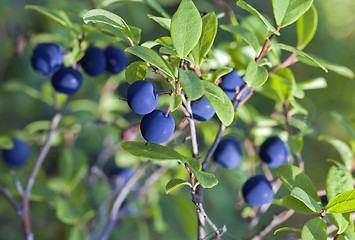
[104,45,128,74]
[2,139,30,167]
[259,136,289,168]
[220,70,249,101]
[213,137,242,169]
[31,43,64,76]
[80,46,106,76]
[127,80,159,115]
[140,110,175,144]
[191,96,215,121]
[242,175,274,207]
[51,67,82,95]
[110,167,134,189]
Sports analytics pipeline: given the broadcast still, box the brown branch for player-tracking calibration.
[255,26,281,64]
[0,184,22,215]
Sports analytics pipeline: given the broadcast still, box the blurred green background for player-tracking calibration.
[0,0,354,239]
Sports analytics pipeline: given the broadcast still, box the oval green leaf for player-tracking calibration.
[170,93,182,112]
[281,196,317,214]
[178,69,204,101]
[297,5,318,50]
[126,46,175,80]
[326,189,355,214]
[272,0,314,28]
[274,227,301,235]
[147,14,171,30]
[166,178,192,194]
[291,187,322,213]
[237,0,280,36]
[244,60,268,87]
[191,12,218,66]
[170,0,202,59]
[125,61,148,84]
[301,217,327,240]
[277,165,320,202]
[120,141,185,162]
[326,166,353,201]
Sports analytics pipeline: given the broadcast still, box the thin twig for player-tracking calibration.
[0,183,22,215]
[22,95,71,240]
[99,161,150,240]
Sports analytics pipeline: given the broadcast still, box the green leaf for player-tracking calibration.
[143,0,170,18]
[270,43,327,72]
[126,46,175,80]
[331,111,355,141]
[289,96,308,115]
[192,19,218,63]
[326,166,353,201]
[299,77,327,90]
[344,227,355,239]
[270,68,294,99]
[191,169,218,188]
[329,213,350,235]
[130,25,142,45]
[170,0,202,59]
[170,94,182,112]
[202,81,225,101]
[56,198,83,225]
[211,67,233,85]
[147,14,171,30]
[166,178,192,194]
[296,55,354,78]
[0,136,13,150]
[220,25,261,53]
[326,189,355,213]
[318,135,352,170]
[191,12,218,66]
[236,0,280,36]
[203,84,234,126]
[277,165,320,202]
[301,217,327,240]
[69,226,86,240]
[185,157,202,171]
[83,9,133,42]
[288,135,304,154]
[291,187,322,213]
[25,5,75,30]
[244,60,268,87]
[178,69,204,101]
[274,227,301,235]
[125,61,148,84]
[272,0,314,28]
[120,141,185,162]
[281,196,317,214]
[297,5,318,50]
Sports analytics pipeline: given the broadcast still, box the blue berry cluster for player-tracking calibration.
[127,80,175,144]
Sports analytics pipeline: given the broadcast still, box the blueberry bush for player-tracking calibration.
[0,0,355,239]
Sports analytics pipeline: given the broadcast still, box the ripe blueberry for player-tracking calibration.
[31,42,64,76]
[104,45,128,74]
[220,70,249,101]
[242,175,274,207]
[191,96,215,121]
[259,137,289,168]
[80,46,106,76]
[213,137,242,169]
[51,67,83,95]
[140,110,175,144]
[127,80,159,115]
[2,139,30,167]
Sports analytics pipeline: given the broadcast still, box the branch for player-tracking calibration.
[255,26,281,64]
[99,161,150,240]
[0,183,22,215]
[250,209,295,240]
[22,95,71,240]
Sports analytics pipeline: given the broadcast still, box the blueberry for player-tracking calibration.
[127,80,159,115]
[140,110,175,144]
[31,43,64,76]
[220,70,249,101]
[213,137,242,169]
[320,195,328,206]
[242,175,274,207]
[104,45,128,74]
[110,167,134,189]
[259,137,289,168]
[191,96,215,121]
[51,67,82,95]
[80,46,106,76]
[2,139,30,167]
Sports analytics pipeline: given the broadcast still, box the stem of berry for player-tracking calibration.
[164,107,171,117]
